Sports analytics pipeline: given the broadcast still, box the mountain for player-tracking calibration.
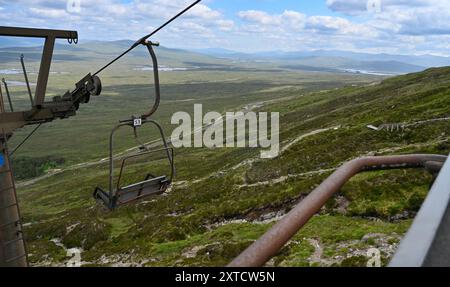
[0,37,43,48]
[0,40,227,68]
[2,35,447,75]
[210,49,450,68]
[305,50,450,68]
[189,48,238,57]
[191,48,450,75]
[281,58,425,75]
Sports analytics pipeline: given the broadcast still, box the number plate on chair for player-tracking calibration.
[133,118,142,127]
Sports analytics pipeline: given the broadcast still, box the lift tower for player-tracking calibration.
[0,27,102,267]
[0,1,201,267]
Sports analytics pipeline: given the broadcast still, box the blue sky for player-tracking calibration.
[0,0,449,56]
[210,0,335,18]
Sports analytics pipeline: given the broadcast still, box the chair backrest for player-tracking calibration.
[108,119,174,197]
[116,147,174,190]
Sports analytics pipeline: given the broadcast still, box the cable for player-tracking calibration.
[9,123,42,157]
[93,0,201,76]
[3,1,202,157]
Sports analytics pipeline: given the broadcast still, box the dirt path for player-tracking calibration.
[17,99,447,191]
[236,138,448,189]
[368,138,449,155]
[405,117,450,127]
[237,168,335,188]
[175,126,340,188]
[280,126,341,155]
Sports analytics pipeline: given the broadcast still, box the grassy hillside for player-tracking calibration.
[16,66,450,267]
[1,40,378,175]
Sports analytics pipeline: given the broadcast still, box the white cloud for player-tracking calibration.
[29,7,69,18]
[239,10,375,37]
[235,1,449,55]
[238,10,281,25]
[282,10,307,29]
[326,0,450,36]
[306,16,349,32]
[216,20,235,32]
[0,0,233,49]
[326,0,431,15]
[188,4,222,20]
[0,0,448,55]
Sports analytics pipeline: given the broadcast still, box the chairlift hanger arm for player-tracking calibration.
[116,40,161,123]
[142,41,160,119]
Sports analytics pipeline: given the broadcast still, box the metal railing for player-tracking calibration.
[228,154,448,267]
[390,153,450,267]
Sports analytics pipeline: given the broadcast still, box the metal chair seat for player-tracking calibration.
[94,174,170,209]
[117,175,170,203]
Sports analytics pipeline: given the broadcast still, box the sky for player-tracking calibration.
[0,0,449,56]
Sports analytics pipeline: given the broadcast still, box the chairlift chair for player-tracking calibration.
[93,40,175,210]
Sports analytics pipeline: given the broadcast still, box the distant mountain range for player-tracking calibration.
[1,37,449,76]
[191,48,450,75]
[194,48,450,68]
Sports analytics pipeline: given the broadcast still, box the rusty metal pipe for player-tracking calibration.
[228,154,447,267]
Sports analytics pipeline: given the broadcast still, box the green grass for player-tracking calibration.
[13,62,450,267]
[103,217,135,239]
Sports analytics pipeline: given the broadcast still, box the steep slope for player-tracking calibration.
[17,67,450,267]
